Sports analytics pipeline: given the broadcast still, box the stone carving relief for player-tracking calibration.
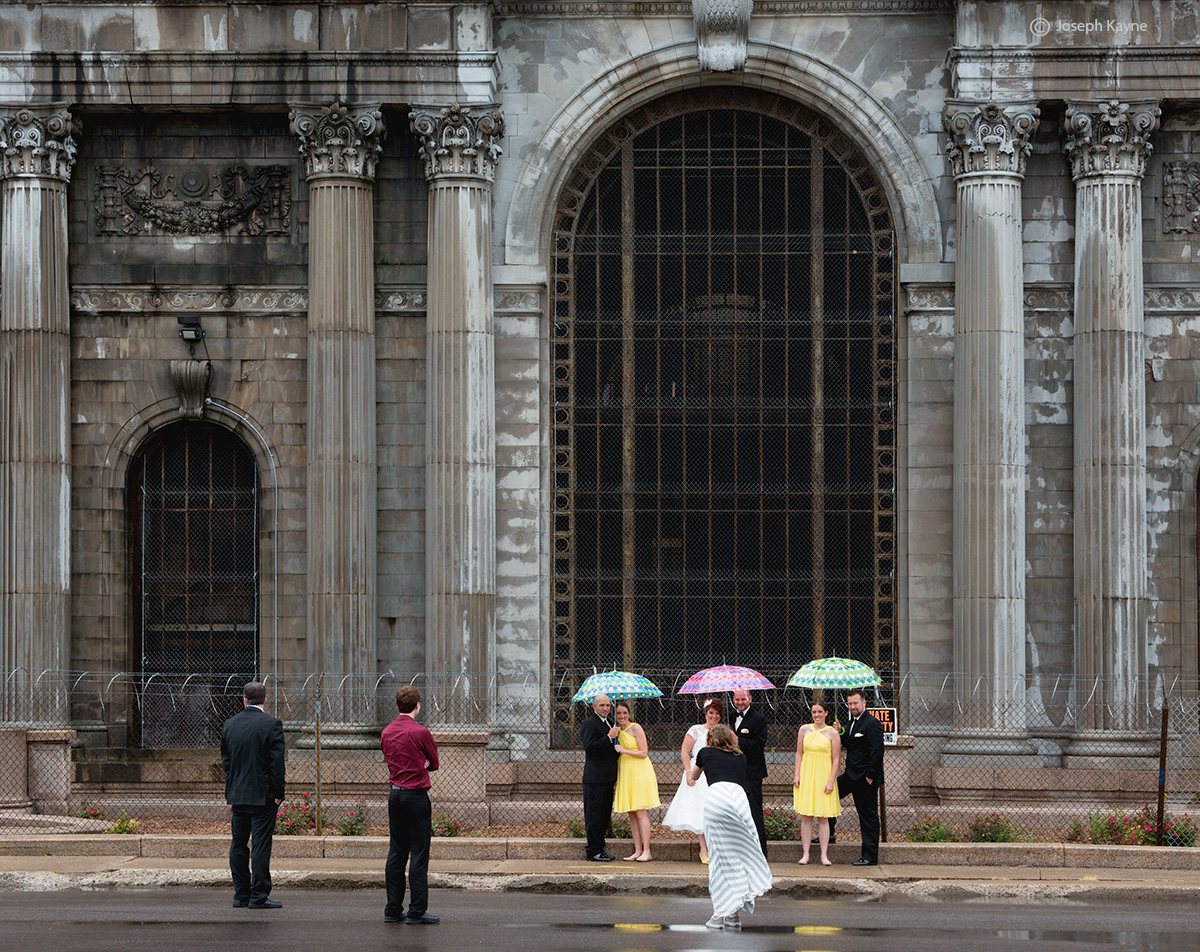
[94,164,291,237]
[1163,162,1200,234]
[409,103,505,183]
[1063,100,1161,181]
[170,359,213,420]
[71,286,308,315]
[0,105,78,181]
[942,100,1040,177]
[692,0,754,71]
[289,101,385,181]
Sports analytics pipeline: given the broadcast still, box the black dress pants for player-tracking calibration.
[848,777,880,861]
[230,802,279,904]
[582,781,614,858]
[743,777,768,856]
[385,786,433,920]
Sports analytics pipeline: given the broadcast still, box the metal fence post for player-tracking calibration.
[314,674,323,835]
[1156,699,1169,847]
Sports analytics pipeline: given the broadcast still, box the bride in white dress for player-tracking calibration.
[662,698,724,863]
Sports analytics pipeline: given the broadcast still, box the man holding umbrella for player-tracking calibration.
[579,694,619,861]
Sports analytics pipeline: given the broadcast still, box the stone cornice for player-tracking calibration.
[290,102,386,182]
[410,103,504,184]
[942,100,1039,178]
[1063,100,1160,182]
[0,105,78,182]
[498,0,951,13]
[902,286,1200,315]
[70,285,432,315]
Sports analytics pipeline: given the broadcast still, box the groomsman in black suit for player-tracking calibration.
[730,688,769,856]
[221,681,286,908]
[579,693,620,861]
[841,688,885,865]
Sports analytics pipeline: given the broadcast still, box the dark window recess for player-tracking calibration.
[131,422,259,747]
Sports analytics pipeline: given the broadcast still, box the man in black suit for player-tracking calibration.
[841,688,885,866]
[730,688,768,856]
[221,680,286,908]
[578,693,619,861]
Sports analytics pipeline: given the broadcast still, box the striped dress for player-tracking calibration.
[697,749,773,917]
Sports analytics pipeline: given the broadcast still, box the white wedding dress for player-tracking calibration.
[661,723,711,833]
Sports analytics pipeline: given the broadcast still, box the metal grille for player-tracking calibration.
[133,423,259,747]
[552,90,895,744]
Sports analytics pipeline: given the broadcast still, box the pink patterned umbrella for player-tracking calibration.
[677,665,775,695]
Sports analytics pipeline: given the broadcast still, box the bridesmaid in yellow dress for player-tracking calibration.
[613,701,661,861]
[793,701,842,866]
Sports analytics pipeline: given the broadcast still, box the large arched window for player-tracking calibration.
[130,422,259,747]
[552,89,895,739]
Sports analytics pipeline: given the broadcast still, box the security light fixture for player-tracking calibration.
[177,315,205,343]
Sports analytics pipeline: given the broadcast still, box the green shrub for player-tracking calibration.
[563,818,585,838]
[763,808,800,841]
[607,816,632,839]
[104,811,138,835]
[1083,810,1140,846]
[72,803,104,821]
[275,792,325,835]
[1133,804,1197,847]
[966,811,1022,843]
[904,815,961,843]
[432,811,461,837]
[335,806,368,836]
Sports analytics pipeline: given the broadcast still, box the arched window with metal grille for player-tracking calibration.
[129,422,259,747]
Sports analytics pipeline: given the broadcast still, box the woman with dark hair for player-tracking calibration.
[689,722,773,930]
[793,700,841,866]
[662,697,724,863]
[613,700,660,861]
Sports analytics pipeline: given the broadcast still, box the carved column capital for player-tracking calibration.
[409,103,504,184]
[1064,99,1161,181]
[942,100,1039,178]
[289,101,385,181]
[693,0,754,72]
[0,105,78,182]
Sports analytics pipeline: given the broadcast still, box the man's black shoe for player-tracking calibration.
[587,853,614,862]
[248,899,283,908]
[405,913,440,924]
[232,900,249,908]
[851,858,876,866]
[384,916,402,923]
[810,835,836,844]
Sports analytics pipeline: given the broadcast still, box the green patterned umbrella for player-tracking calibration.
[571,671,664,703]
[785,657,880,690]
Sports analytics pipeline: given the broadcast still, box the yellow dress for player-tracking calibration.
[793,727,842,818]
[614,725,661,813]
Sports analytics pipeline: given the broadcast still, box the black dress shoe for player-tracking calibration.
[384,916,402,923]
[248,899,283,909]
[810,835,836,844]
[405,913,440,925]
[232,900,249,908]
[587,853,614,862]
[851,858,876,866]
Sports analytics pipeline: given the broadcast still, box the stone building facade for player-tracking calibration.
[1,0,1199,802]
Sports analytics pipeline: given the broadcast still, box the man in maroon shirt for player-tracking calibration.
[381,684,440,924]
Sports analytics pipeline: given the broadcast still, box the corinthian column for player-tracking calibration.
[0,105,77,726]
[1063,100,1160,758]
[409,103,503,724]
[290,102,384,743]
[941,101,1039,759]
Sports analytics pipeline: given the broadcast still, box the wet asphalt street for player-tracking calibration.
[3,887,1200,952]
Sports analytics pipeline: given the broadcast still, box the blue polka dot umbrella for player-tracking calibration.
[571,671,664,703]
[785,657,881,690]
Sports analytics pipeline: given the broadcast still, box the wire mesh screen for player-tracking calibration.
[551,89,895,746]
[133,423,259,748]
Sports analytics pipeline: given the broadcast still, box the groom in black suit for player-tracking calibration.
[841,688,885,865]
[579,693,619,861]
[731,688,769,855]
[221,681,286,908]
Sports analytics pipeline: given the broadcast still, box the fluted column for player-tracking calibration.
[941,101,1039,758]
[1064,100,1160,755]
[290,102,384,742]
[410,103,503,724]
[0,106,77,726]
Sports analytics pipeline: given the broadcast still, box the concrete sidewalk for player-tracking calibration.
[1,836,1200,900]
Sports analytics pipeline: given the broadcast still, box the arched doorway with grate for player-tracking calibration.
[550,88,896,743]
[129,421,260,747]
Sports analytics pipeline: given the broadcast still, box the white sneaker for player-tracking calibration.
[705,915,725,929]
[723,914,742,931]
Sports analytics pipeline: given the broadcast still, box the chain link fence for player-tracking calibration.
[1,667,1199,844]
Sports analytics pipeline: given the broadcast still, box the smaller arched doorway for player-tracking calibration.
[128,422,259,747]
